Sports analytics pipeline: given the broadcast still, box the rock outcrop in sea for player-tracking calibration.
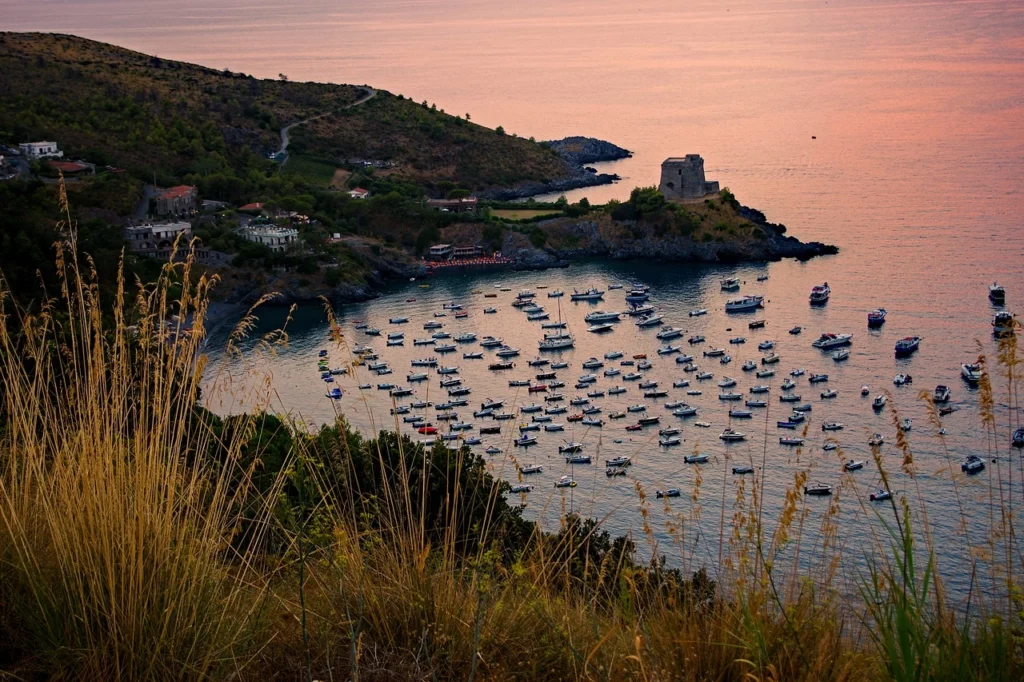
[543,137,633,165]
[480,136,629,200]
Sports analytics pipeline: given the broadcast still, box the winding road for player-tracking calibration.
[277,87,377,166]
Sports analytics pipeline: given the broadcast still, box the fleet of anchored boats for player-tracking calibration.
[328,276,1018,499]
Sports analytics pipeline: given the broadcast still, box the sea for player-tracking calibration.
[6,0,1022,602]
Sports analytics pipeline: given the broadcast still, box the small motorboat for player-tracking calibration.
[604,350,624,360]
[684,453,709,464]
[547,290,564,298]
[637,360,653,370]
[696,371,714,381]
[513,435,538,447]
[993,311,1015,337]
[326,387,343,399]
[893,373,912,386]
[789,326,802,335]
[733,465,755,475]
[870,489,892,501]
[934,385,951,403]
[551,361,569,369]
[809,373,829,384]
[757,274,769,282]
[509,484,533,494]
[566,454,592,464]
[721,277,741,291]
[811,332,853,349]
[868,433,885,446]
[608,386,627,395]
[688,335,706,344]
[781,379,796,390]
[694,421,712,428]
[719,428,746,442]
[749,319,767,329]
[741,360,757,372]
[637,314,665,328]
[485,446,502,455]
[718,392,743,401]
[989,282,1006,304]
[730,337,747,345]
[555,475,577,488]
[822,442,838,451]
[1012,428,1024,448]
[961,363,983,384]
[673,406,699,417]
[609,411,626,419]
[894,336,921,357]
[844,460,865,471]
[961,455,985,474]
[761,353,781,365]
[520,464,543,474]
[638,415,660,425]
[718,377,737,388]
[659,436,682,447]
[703,348,726,357]
[587,323,614,333]
[809,282,831,304]
[804,483,833,496]
[672,379,690,388]
[582,357,604,369]
[729,409,753,418]
[861,385,870,396]
[659,427,681,436]
[779,437,805,446]
[720,355,732,365]
[657,345,681,356]
[867,308,887,327]
[656,489,681,499]
[745,399,767,408]
[757,340,775,351]
[581,417,605,427]
[821,389,838,399]
[832,349,849,362]
[689,309,708,317]
[872,395,887,410]
[749,385,770,394]
[605,467,628,477]
[822,421,844,431]
[780,394,802,403]
[900,418,913,431]
[484,307,497,314]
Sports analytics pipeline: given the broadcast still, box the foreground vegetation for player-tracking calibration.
[1,157,1021,682]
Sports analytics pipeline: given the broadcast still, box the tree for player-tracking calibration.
[465,113,471,121]
[278,73,288,81]
[495,126,505,136]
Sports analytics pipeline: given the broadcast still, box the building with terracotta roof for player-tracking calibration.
[347,187,370,199]
[154,185,198,217]
[49,160,95,176]
[239,202,265,214]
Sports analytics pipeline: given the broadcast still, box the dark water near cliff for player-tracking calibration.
[203,261,1022,604]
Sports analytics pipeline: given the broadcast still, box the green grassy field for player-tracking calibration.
[284,154,339,186]
[491,208,563,221]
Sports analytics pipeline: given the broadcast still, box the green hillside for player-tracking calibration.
[0,32,572,192]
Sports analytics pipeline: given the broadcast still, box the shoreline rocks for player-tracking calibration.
[543,137,632,165]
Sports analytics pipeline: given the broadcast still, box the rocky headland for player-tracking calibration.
[480,137,630,200]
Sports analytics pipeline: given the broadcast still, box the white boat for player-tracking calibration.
[689,308,708,317]
[719,428,746,442]
[844,459,865,471]
[423,321,443,330]
[961,363,983,384]
[656,326,684,340]
[781,379,796,390]
[741,360,757,372]
[730,337,746,345]
[547,290,564,298]
[809,282,831,304]
[673,406,698,416]
[656,489,681,498]
[565,454,592,464]
[435,343,456,353]
[934,385,951,403]
[584,310,621,323]
[868,433,885,446]
[544,423,565,432]
[455,332,477,343]
[604,368,621,377]
[672,379,690,388]
[413,338,435,346]
[608,386,627,395]
[861,385,870,395]
[582,357,604,369]
[733,465,755,474]
[717,377,737,388]
[811,333,853,349]
[900,418,912,431]
[832,349,849,361]
[480,336,504,347]
[636,314,664,328]
[729,409,752,418]
[626,404,647,412]
[821,389,837,399]
[761,353,780,364]
[570,287,604,301]
[660,435,684,445]
[809,373,829,383]
[703,348,726,357]
[756,369,776,378]
[745,399,767,408]
[688,335,705,344]
[684,453,709,463]
[658,345,681,356]
[555,475,577,488]
[484,307,497,314]
[495,346,520,358]
[779,437,805,446]
[961,455,985,474]
[551,361,569,369]
[587,323,614,333]
[870,489,892,501]
[749,385,770,394]
[625,304,655,317]
[872,395,887,410]
[721,277,741,291]
[515,290,535,301]
[432,331,451,339]
[725,295,764,312]
[539,333,575,350]
[606,456,633,467]
[804,483,833,496]
[696,371,713,381]
[509,484,533,494]
[407,372,428,382]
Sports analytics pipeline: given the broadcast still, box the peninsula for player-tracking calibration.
[0,32,835,309]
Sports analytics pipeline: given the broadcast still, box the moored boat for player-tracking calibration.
[725,295,765,313]
[894,336,921,357]
[809,282,831,304]
[867,308,887,327]
[989,282,1005,304]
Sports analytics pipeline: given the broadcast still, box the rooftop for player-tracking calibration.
[158,185,196,199]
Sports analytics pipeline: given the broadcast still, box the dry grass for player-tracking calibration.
[1,185,1021,680]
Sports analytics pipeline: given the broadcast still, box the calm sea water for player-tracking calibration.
[7,0,1021,600]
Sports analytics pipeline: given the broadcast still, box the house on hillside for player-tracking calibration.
[123,221,193,259]
[154,185,198,217]
[239,202,265,214]
[426,197,478,213]
[242,225,299,253]
[348,187,370,200]
[19,141,63,159]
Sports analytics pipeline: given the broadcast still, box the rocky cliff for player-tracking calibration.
[544,137,633,165]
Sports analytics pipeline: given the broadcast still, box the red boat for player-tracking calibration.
[417,425,437,435]
[567,414,584,422]
[625,423,643,432]
[633,354,647,360]
[455,311,468,318]
[528,384,548,393]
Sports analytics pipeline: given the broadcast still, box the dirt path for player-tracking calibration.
[277,87,377,166]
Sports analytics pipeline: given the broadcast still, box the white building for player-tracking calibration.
[19,141,63,159]
[243,225,299,253]
[123,222,193,258]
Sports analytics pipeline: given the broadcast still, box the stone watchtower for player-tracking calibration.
[658,155,720,201]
